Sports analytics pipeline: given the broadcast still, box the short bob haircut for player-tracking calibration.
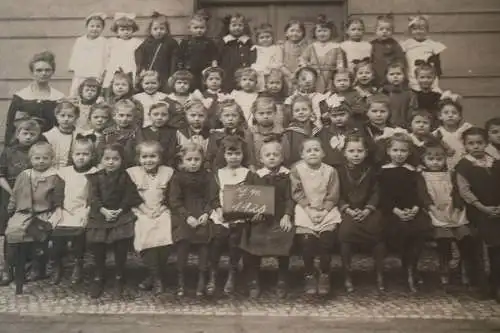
[167,70,194,90]
[110,16,139,33]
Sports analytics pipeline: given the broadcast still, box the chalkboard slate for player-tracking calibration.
[222,185,275,220]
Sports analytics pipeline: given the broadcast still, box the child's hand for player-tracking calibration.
[280,214,293,232]
[100,208,115,222]
[251,213,265,222]
[198,213,209,225]
[345,207,357,218]
[393,208,405,220]
[356,209,371,222]
[480,206,500,217]
[187,216,199,228]
[312,209,328,224]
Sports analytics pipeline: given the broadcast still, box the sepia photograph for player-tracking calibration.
[0,0,499,331]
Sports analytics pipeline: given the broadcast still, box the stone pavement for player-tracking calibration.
[0,249,499,321]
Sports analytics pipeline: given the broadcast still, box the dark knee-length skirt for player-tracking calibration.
[338,210,384,245]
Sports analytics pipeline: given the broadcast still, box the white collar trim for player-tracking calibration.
[381,163,415,171]
[223,34,250,44]
[256,166,289,177]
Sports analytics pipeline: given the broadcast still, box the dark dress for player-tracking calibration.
[217,35,256,92]
[135,36,179,91]
[370,38,406,86]
[205,128,249,171]
[239,167,295,256]
[137,126,177,167]
[4,87,64,143]
[337,164,384,245]
[455,158,500,246]
[163,95,188,129]
[336,89,367,126]
[316,124,364,167]
[378,164,432,247]
[86,169,142,244]
[282,122,320,168]
[412,90,442,128]
[198,90,224,129]
[381,84,416,128]
[168,170,214,244]
[103,125,138,167]
[177,36,218,91]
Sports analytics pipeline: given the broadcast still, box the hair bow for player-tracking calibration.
[440,90,461,102]
[414,59,432,67]
[408,14,429,28]
[325,94,346,109]
[75,133,97,143]
[352,57,371,65]
[114,12,136,20]
[86,12,107,22]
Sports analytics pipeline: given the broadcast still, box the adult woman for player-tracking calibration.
[4,51,64,143]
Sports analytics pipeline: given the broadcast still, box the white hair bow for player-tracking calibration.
[440,90,461,102]
[114,12,136,20]
[408,15,429,27]
[325,94,346,109]
[86,12,107,21]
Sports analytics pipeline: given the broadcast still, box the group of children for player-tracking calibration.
[1,9,500,303]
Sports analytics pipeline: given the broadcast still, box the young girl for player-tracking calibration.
[340,17,372,71]
[0,117,45,285]
[5,142,64,294]
[164,70,193,129]
[381,62,416,128]
[86,143,142,299]
[279,20,309,91]
[68,13,108,96]
[177,10,218,92]
[455,127,500,301]
[206,99,249,171]
[51,137,98,285]
[169,143,213,297]
[137,102,177,167]
[251,23,283,92]
[401,15,446,92]
[127,141,174,294]
[190,66,226,129]
[246,96,284,169]
[337,134,385,293]
[133,70,168,128]
[290,138,341,295]
[75,78,102,131]
[433,93,472,170]
[411,64,442,125]
[176,101,210,156]
[240,140,294,298]
[106,70,135,105]
[299,15,345,93]
[486,117,500,159]
[81,102,112,157]
[208,136,255,295]
[231,67,259,126]
[378,133,432,292]
[103,99,140,167]
[282,95,321,167]
[409,110,435,149]
[218,13,254,92]
[353,60,378,99]
[370,14,406,86]
[419,140,474,287]
[44,100,79,169]
[328,69,365,126]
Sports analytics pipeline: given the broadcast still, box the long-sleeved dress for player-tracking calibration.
[370,37,406,86]
[163,93,188,129]
[337,164,383,244]
[103,37,142,88]
[251,44,283,91]
[340,40,372,71]
[176,126,211,157]
[316,123,364,168]
[381,84,416,128]
[169,169,214,244]
[218,35,255,92]
[239,166,295,256]
[127,166,174,252]
[205,128,249,171]
[189,89,226,129]
[279,39,309,90]
[282,121,321,168]
[86,168,142,244]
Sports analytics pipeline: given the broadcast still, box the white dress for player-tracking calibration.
[433,122,472,170]
[133,91,168,127]
[340,40,372,71]
[486,144,500,160]
[127,166,174,252]
[231,90,258,126]
[251,44,283,91]
[44,127,77,169]
[103,37,142,88]
[401,38,446,91]
[68,35,108,96]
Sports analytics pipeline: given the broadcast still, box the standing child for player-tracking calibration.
[68,13,108,96]
[433,93,472,170]
[177,10,218,91]
[190,66,226,129]
[337,134,385,293]
[137,102,177,167]
[86,143,142,299]
[103,13,141,90]
[378,133,432,292]
[299,15,345,93]
[51,137,98,285]
[133,70,168,128]
[169,143,214,297]
[176,101,210,156]
[106,70,135,105]
[208,136,256,295]
[251,23,283,92]
[419,140,474,287]
[128,141,174,294]
[340,17,372,71]
[486,117,500,159]
[164,70,193,129]
[240,140,294,298]
[231,67,259,126]
[290,138,341,295]
[370,14,406,86]
[279,20,309,91]
[282,95,321,167]
[401,15,446,92]
[411,64,442,126]
[44,100,79,169]
[218,13,254,92]
[381,62,416,128]
[75,78,102,131]
[135,12,179,91]
[4,142,64,294]
[455,127,500,301]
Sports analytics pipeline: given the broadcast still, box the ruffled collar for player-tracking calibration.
[223,34,250,44]
[16,84,65,101]
[464,154,494,168]
[256,166,289,177]
[286,121,321,136]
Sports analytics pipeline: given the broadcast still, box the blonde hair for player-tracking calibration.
[29,141,54,159]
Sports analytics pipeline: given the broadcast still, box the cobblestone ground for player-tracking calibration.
[0,248,499,321]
